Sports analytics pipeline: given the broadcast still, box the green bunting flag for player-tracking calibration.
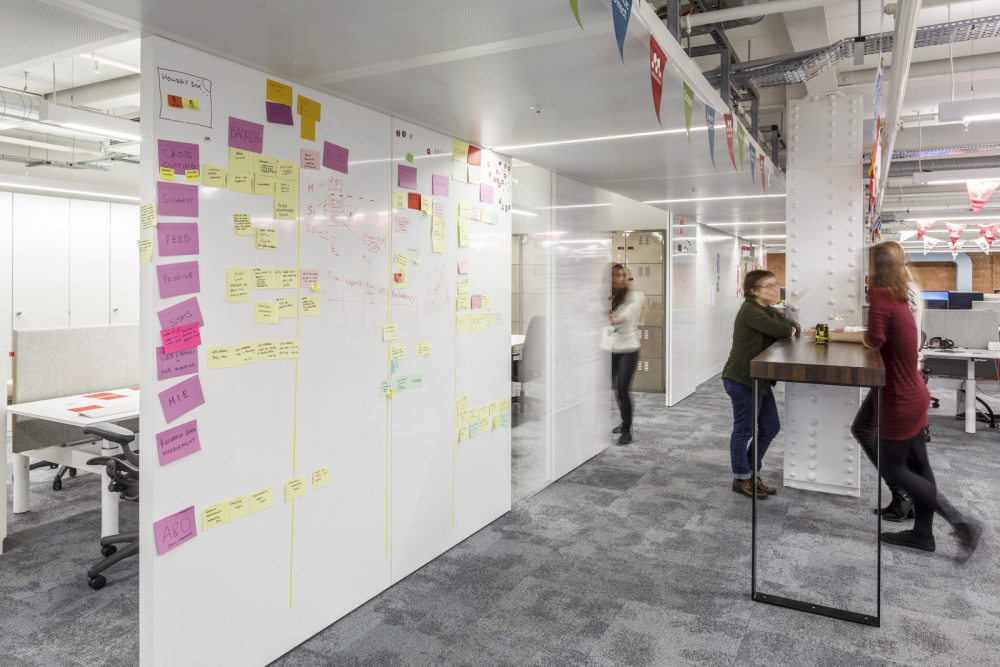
[683,81,694,144]
[569,0,583,29]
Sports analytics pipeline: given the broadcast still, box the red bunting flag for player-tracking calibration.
[923,236,941,254]
[649,36,666,126]
[724,114,736,170]
[759,155,766,193]
[979,223,999,245]
[968,180,1000,215]
[946,221,968,243]
[915,220,935,239]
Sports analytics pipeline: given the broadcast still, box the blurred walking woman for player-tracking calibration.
[609,264,644,445]
[722,270,799,498]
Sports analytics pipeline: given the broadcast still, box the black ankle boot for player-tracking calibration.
[875,488,914,522]
[937,495,982,562]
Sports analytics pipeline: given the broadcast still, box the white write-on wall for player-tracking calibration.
[139,36,511,666]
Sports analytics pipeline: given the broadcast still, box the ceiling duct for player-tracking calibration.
[874,154,1000,178]
[0,89,42,124]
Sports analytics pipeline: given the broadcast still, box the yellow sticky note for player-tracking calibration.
[202,502,226,531]
[284,476,308,501]
[266,78,293,106]
[254,174,276,196]
[255,228,278,250]
[390,343,405,359]
[311,466,332,489]
[159,166,175,181]
[479,414,490,433]
[226,496,249,522]
[253,267,276,289]
[203,164,227,188]
[421,195,432,216]
[455,297,468,311]
[254,301,278,324]
[232,343,256,366]
[452,140,469,162]
[233,213,253,236]
[481,209,493,224]
[385,389,395,399]
[458,218,470,247]
[140,202,156,229]
[382,324,398,341]
[458,410,468,427]
[456,313,471,333]
[392,192,406,209]
[207,346,233,369]
[229,147,253,172]
[255,154,278,177]
[393,251,409,271]
[277,160,298,181]
[301,117,316,142]
[431,217,445,254]
[277,339,299,359]
[486,313,496,327]
[227,268,252,302]
[137,239,153,264]
[250,487,273,514]
[490,401,499,415]
[228,170,253,193]
[492,415,500,430]
[297,95,321,121]
[456,396,467,415]
[183,98,199,110]
[472,314,486,332]
[501,397,511,413]
[457,278,470,295]
[256,340,279,360]
[418,341,431,357]
[458,203,471,218]
[276,297,297,318]
[276,179,296,198]
[300,295,320,316]
[279,268,298,289]
[482,295,493,310]
[185,169,200,183]
[467,409,477,426]
[275,198,297,220]
[310,282,321,292]
[458,427,469,441]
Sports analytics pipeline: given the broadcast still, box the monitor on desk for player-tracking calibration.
[947,291,984,310]
[923,291,949,309]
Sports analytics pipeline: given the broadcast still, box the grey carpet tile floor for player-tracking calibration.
[4,377,999,666]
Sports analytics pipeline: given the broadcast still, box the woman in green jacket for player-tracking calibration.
[722,270,800,498]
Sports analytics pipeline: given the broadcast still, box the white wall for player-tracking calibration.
[0,192,10,386]
[695,228,740,386]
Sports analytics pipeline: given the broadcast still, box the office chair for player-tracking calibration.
[27,460,77,490]
[512,316,545,420]
[83,423,139,590]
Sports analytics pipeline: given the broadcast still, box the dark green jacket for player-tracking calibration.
[722,298,801,394]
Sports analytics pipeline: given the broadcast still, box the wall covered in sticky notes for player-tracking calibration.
[139,36,511,666]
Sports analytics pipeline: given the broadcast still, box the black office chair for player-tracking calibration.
[83,423,139,590]
[512,316,545,420]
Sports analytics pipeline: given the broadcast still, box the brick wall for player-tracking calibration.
[770,253,1000,293]
[766,253,785,285]
[910,262,956,291]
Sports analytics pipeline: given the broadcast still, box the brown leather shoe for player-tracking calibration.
[756,478,777,495]
[732,478,767,499]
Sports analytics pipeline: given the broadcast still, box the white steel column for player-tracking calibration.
[784,93,864,496]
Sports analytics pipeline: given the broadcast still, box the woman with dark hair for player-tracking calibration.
[722,269,800,498]
[609,263,644,445]
[829,241,980,559]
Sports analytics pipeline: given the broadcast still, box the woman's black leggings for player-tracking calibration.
[612,351,639,432]
[880,431,941,537]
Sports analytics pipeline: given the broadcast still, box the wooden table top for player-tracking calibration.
[750,339,885,388]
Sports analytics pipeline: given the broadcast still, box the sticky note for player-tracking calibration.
[492,415,500,430]
[458,218,470,246]
[408,247,420,263]
[276,180,296,200]
[297,95,321,120]
[202,502,226,531]
[386,389,395,399]
[393,251,409,271]
[407,193,421,211]
[379,379,391,397]
[155,420,200,467]
[452,160,467,183]
[157,181,198,217]
[138,239,153,263]
[455,297,468,311]
[300,149,320,170]
[200,164,226,188]
[500,397,510,413]
[458,410,468,427]
[481,209,493,224]
[398,164,417,189]
[299,269,319,287]
[310,282,321,292]
[470,294,482,309]
[468,165,481,185]
[382,324,398,341]
[301,117,316,141]
[156,261,200,299]
[458,427,469,442]
[158,139,199,173]
[156,345,198,381]
[277,339,299,359]
[157,296,203,330]
[229,116,264,153]
[158,375,205,424]
[256,340,279,360]
[457,259,469,274]
[253,267,276,289]
[255,154,278,177]
[457,278,469,295]
[433,201,445,217]
[432,174,449,196]
[456,313,471,333]
[225,496,249,522]
[408,373,423,389]
[250,488,273,514]
[390,343,405,359]
[266,78,293,106]
[469,422,480,438]
[157,222,199,257]
[393,270,406,289]
[300,295,320,316]
[279,268,298,289]
[421,195,432,216]
[229,147,253,172]
[392,192,406,209]
[167,95,183,108]
[480,183,494,203]
[479,414,490,433]
[395,216,409,233]
[499,413,510,428]
[161,321,201,355]
[183,98,199,110]
[140,202,156,229]
[277,160,298,180]
[227,268,251,302]
[431,217,445,254]
[185,169,200,183]
[323,141,349,173]
[206,346,233,369]
[418,341,431,357]
[228,170,253,193]
[232,343,255,366]
[255,228,278,250]
[452,140,469,162]
[457,396,467,415]
[276,297,297,318]
[254,301,278,324]
[159,166,176,181]
[254,174,276,196]
[468,206,480,222]
[233,213,252,235]
[312,467,332,489]
[153,506,196,556]
[393,375,409,392]
[274,198,297,220]
[458,203,470,217]
[284,476,307,501]
[482,295,493,310]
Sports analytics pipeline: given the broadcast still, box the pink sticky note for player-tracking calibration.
[157,181,198,217]
[457,259,469,274]
[480,183,494,203]
[395,216,409,233]
[153,506,197,555]
[161,321,202,355]
[471,294,483,309]
[157,296,203,330]
[157,140,200,173]
[432,174,449,197]
[323,141,349,173]
[156,261,200,299]
[299,269,319,288]
[398,164,417,189]
[156,346,199,381]
[156,222,199,257]
[300,149,320,170]
[156,420,201,466]
[159,375,205,424]
[265,101,294,125]
[229,116,264,153]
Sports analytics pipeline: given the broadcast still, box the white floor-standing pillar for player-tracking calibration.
[784,93,865,496]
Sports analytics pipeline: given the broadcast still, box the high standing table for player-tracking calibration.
[750,340,885,626]
[6,388,139,542]
[921,348,1000,434]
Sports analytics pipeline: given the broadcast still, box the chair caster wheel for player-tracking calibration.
[52,480,62,491]
[101,544,117,557]
[88,575,106,590]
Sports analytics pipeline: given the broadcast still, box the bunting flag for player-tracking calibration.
[649,37,666,126]
[737,122,745,168]
[868,117,882,210]
[898,229,917,243]
[724,114,736,170]
[975,236,993,254]
[967,180,1000,215]
[946,221,968,243]
[870,213,882,243]
[705,105,716,169]
[683,82,694,144]
[569,0,583,29]
[915,220,935,239]
[979,222,999,245]
[612,0,632,61]
[759,154,766,193]
[748,144,757,183]
[950,239,966,259]
[923,236,941,254]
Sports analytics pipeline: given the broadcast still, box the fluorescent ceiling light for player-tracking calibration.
[938,97,1000,125]
[742,234,786,239]
[0,134,103,156]
[493,125,719,152]
[911,167,1000,185]
[705,221,786,226]
[0,181,139,201]
[511,209,538,216]
[38,102,140,142]
[538,203,612,210]
[78,52,141,74]
[644,194,785,204]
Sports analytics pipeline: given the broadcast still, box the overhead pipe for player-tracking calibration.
[885,154,1000,178]
[43,74,140,107]
[684,0,856,30]
[0,89,41,123]
[839,51,1000,86]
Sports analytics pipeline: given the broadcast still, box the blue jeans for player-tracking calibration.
[723,378,780,479]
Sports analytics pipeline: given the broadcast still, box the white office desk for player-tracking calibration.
[512,335,525,347]
[922,349,1000,433]
[7,387,139,542]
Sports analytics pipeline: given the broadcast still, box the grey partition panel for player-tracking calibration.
[923,310,1000,348]
[972,301,1000,311]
